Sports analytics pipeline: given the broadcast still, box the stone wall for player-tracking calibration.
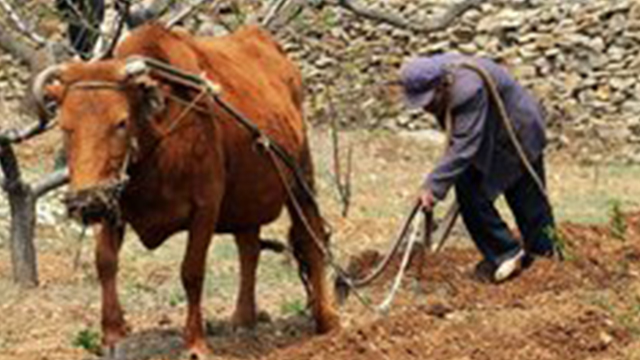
[282,0,640,162]
[1,0,639,161]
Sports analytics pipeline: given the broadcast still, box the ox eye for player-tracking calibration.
[114,119,128,137]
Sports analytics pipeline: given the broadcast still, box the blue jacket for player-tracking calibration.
[405,54,547,200]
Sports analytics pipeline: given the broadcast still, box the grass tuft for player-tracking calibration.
[608,199,627,241]
[280,298,307,317]
[72,328,101,355]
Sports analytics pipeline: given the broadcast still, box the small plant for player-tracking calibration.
[608,199,627,241]
[72,328,101,355]
[321,8,340,28]
[280,298,307,317]
[328,93,354,218]
[168,290,186,307]
[591,295,640,338]
[545,225,574,261]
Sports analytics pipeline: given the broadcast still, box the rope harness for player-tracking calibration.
[450,62,549,199]
[121,56,430,312]
[66,56,553,314]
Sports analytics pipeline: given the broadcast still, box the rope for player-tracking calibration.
[163,87,209,136]
[114,56,557,313]
[261,138,377,312]
[442,61,560,259]
[264,132,427,311]
[122,56,436,312]
[449,61,549,201]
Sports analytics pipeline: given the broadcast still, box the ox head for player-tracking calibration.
[33,59,165,224]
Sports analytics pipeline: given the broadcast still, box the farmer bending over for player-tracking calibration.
[399,53,555,283]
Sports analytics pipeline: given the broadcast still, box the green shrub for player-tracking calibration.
[72,328,101,355]
[608,199,627,241]
[280,298,307,317]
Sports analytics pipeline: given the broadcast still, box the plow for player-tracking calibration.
[1,47,547,317]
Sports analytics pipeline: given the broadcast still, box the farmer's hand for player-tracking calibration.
[419,187,437,212]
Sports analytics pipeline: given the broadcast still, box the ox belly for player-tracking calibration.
[120,153,290,246]
[215,155,290,233]
[122,197,192,250]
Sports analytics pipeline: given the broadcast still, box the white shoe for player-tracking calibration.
[494,249,525,283]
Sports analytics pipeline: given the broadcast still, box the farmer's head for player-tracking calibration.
[400,57,451,116]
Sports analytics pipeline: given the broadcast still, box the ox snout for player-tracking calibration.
[64,183,125,224]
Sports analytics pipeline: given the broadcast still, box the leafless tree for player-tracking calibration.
[0,0,485,286]
[0,125,68,286]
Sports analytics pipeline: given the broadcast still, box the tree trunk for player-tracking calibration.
[7,181,37,287]
[0,142,38,287]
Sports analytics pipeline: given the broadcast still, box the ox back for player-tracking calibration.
[114,24,310,247]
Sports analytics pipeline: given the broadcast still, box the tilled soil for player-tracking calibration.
[2,128,640,360]
[260,213,640,360]
[2,215,640,360]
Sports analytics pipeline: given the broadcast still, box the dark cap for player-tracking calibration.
[400,57,447,109]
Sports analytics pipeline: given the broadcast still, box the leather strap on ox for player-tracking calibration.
[124,56,380,309]
[124,56,447,313]
[124,56,319,209]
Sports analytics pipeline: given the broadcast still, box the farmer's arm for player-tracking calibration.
[424,87,488,200]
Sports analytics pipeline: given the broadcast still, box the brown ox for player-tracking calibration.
[34,24,339,358]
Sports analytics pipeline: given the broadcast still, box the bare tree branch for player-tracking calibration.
[127,0,174,28]
[167,0,219,28]
[326,0,485,33]
[327,90,353,217]
[261,0,292,28]
[0,121,57,145]
[93,0,130,59]
[0,0,79,59]
[0,27,37,67]
[0,0,47,46]
[33,168,69,198]
[59,0,104,46]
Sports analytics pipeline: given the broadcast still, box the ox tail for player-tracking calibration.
[259,238,287,253]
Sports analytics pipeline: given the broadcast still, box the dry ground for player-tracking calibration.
[1,127,640,360]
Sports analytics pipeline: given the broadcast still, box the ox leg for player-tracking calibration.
[96,224,128,353]
[182,212,217,359]
[287,200,340,334]
[231,229,261,328]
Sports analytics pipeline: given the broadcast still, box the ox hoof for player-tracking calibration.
[230,312,257,329]
[187,344,212,360]
[316,311,341,334]
[231,309,271,329]
[257,309,273,323]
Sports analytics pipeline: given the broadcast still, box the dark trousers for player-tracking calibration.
[454,157,554,265]
[56,0,105,58]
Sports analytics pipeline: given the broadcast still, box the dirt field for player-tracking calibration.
[1,128,640,360]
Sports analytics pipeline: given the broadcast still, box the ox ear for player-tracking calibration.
[31,83,65,122]
[44,84,65,103]
[131,75,165,118]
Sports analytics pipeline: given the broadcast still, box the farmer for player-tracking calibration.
[399,53,555,283]
[55,0,163,59]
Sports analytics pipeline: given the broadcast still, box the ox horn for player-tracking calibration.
[32,64,65,120]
